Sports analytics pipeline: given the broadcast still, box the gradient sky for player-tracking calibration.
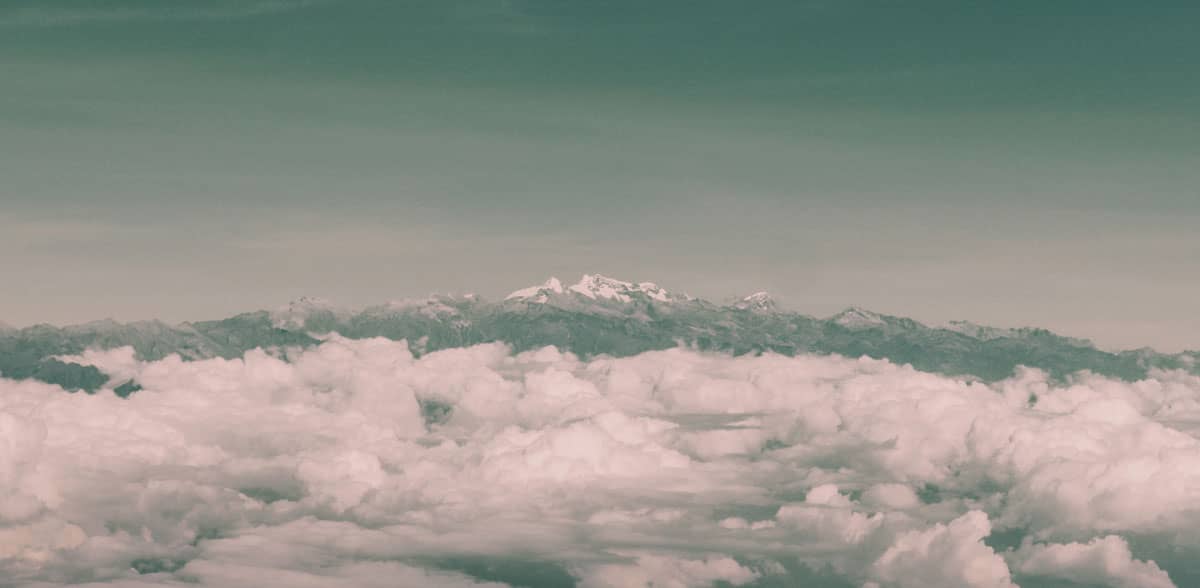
[1,0,1197,351]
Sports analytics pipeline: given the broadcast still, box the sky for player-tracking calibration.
[0,0,1197,351]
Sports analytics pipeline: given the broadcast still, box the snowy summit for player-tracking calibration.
[507,274,675,304]
[734,291,777,312]
[568,274,671,302]
[505,277,565,303]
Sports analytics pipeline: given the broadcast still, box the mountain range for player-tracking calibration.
[2,274,1196,395]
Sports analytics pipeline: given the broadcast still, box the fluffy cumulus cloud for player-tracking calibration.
[4,337,1200,586]
[1012,535,1175,588]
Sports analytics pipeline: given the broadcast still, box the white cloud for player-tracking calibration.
[4,338,1200,585]
[1013,535,1176,588]
[576,553,758,588]
[868,511,1015,588]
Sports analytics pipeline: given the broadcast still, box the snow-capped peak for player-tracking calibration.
[734,291,777,311]
[506,277,565,302]
[831,306,886,328]
[506,274,680,305]
[568,274,671,302]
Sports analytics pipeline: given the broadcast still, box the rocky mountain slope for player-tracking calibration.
[2,274,1195,394]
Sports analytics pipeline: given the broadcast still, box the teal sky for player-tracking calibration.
[1,0,1197,351]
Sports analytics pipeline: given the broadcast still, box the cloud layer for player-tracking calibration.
[4,338,1200,586]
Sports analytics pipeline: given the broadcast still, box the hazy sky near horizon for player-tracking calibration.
[1,0,1197,351]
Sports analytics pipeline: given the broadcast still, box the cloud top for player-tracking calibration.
[5,338,1200,586]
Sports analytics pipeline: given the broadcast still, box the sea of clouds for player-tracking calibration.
[4,336,1200,587]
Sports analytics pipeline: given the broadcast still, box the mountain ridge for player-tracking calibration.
[2,274,1196,394]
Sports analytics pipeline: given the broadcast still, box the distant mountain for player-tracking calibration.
[732,292,777,313]
[2,274,1196,394]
